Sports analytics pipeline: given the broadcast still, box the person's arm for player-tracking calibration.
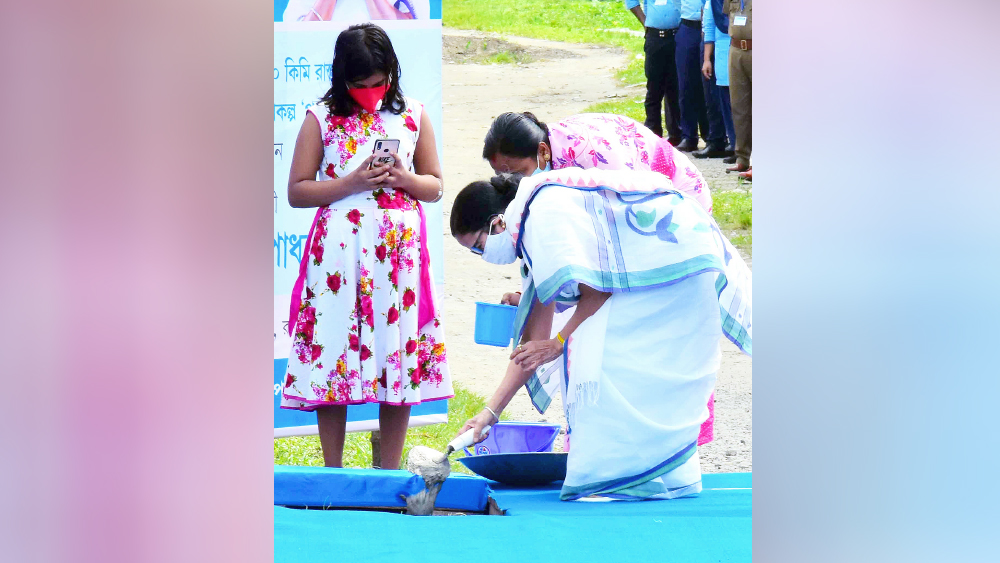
[702,42,715,80]
[703,1,716,42]
[303,0,334,21]
[630,6,646,26]
[511,284,610,373]
[384,110,443,202]
[287,112,391,208]
[626,0,646,26]
[457,286,612,443]
[457,297,556,442]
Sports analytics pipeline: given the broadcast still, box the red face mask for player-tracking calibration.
[348,84,389,113]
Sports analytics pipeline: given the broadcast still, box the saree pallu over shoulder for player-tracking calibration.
[547,113,713,212]
[508,169,752,417]
[508,169,751,353]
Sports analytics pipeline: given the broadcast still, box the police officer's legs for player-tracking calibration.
[743,51,752,162]
[643,31,667,137]
[729,47,752,170]
[697,96,711,145]
[674,22,706,149]
[694,42,730,156]
[643,28,681,142]
[662,53,682,144]
[718,85,736,150]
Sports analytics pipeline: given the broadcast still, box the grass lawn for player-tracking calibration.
[484,50,531,65]
[581,95,647,124]
[274,382,503,474]
[443,0,646,85]
[711,187,753,253]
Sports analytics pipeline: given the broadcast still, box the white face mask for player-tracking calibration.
[481,215,518,265]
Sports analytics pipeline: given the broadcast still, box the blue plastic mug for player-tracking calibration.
[473,302,518,347]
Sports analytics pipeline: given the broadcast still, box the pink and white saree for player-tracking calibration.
[548,113,714,213]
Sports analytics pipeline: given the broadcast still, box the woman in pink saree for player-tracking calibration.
[483,112,713,213]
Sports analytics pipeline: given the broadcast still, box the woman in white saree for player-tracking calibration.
[450,167,751,500]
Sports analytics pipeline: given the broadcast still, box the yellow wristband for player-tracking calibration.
[555,332,566,346]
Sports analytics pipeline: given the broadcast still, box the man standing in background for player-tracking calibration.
[627,0,683,145]
[693,0,735,159]
[724,0,751,173]
[674,0,722,153]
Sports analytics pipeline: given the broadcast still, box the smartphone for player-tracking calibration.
[369,139,400,169]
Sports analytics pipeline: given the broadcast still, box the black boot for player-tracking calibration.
[674,138,699,152]
[692,144,732,158]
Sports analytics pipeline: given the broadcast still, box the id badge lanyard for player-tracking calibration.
[733,0,747,26]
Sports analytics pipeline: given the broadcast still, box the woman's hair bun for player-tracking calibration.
[489,172,524,207]
[451,172,526,235]
[490,173,522,198]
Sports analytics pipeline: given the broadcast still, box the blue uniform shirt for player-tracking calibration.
[679,0,703,20]
[625,0,681,30]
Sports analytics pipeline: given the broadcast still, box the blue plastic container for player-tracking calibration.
[473,302,518,347]
[464,421,561,456]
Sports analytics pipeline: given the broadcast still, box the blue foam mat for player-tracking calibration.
[490,472,751,517]
[274,466,490,512]
[274,471,751,562]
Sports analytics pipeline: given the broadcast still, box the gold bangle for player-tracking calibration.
[555,332,566,346]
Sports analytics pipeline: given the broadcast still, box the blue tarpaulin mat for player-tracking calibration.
[274,470,751,562]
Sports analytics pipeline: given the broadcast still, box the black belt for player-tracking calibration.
[680,18,701,29]
[646,26,677,38]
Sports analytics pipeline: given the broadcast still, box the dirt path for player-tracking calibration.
[439,29,751,473]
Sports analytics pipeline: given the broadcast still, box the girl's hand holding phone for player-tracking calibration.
[346,155,391,193]
[383,152,414,192]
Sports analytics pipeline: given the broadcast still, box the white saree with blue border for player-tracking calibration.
[506,168,752,500]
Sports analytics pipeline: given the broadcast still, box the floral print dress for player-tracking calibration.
[281,98,452,410]
[548,113,713,213]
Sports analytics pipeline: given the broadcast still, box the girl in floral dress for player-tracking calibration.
[281,23,452,469]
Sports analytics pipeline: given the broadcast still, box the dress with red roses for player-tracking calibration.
[281,97,452,410]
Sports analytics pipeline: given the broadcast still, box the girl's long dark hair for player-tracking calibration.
[320,23,406,117]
